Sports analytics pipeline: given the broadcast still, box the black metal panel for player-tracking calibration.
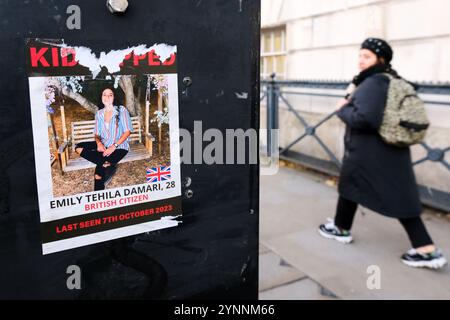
[0,0,260,299]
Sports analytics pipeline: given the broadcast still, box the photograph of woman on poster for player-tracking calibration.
[75,88,133,191]
[46,74,171,197]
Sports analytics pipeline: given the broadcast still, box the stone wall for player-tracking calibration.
[262,0,450,82]
[261,0,450,197]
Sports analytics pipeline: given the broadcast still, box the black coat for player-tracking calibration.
[337,73,422,219]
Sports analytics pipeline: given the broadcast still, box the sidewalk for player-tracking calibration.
[259,166,450,300]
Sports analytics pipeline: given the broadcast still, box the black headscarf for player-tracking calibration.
[361,38,393,64]
[352,38,399,86]
[347,38,418,96]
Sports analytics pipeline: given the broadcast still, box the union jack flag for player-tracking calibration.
[146,166,171,183]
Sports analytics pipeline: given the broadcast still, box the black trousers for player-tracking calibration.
[334,196,434,248]
[75,141,128,191]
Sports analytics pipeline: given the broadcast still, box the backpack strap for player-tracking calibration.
[382,72,395,81]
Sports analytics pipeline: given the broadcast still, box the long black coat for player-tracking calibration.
[337,73,422,218]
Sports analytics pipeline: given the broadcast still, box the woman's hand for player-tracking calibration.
[336,98,350,110]
[97,142,106,153]
[103,145,116,157]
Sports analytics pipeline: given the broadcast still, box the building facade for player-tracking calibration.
[261,0,450,209]
[262,0,450,82]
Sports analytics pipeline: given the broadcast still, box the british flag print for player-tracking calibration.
[146,166,171,183]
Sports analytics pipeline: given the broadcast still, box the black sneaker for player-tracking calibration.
[318,218,353,244]
[401,248,447,269]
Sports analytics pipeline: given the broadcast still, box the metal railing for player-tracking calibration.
[261,74,450,212]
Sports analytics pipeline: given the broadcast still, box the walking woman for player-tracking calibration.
[318,38,447,269]
[75,88,133,191]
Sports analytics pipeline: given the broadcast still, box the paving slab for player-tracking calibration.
[259,251,306,291]
[260,167,450,300]
[259,278,338,300]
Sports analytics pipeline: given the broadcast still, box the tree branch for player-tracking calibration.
[61,87,98,114]
[46,77,98,114]
[119,75,138,116]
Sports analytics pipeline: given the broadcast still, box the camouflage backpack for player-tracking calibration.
[379,73,430,147]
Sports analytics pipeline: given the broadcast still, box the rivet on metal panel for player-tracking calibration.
[183,77,193,87]
[185,189,194,199]
[183,177,192,188]
[182,77,193,99]
[107,0,129,14]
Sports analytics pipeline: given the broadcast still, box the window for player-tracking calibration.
[261,27,286,79]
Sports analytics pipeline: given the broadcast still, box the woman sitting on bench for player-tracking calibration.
[75,88,133,191]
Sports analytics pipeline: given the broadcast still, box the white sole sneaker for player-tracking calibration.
[402,257,448,269]
[318,228,353,244]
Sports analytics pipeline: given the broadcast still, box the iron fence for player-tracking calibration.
[261,74,450,212]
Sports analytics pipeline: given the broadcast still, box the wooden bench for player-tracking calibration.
[58,116,154,173]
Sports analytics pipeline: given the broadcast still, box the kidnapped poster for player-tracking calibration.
[25,38,182,254]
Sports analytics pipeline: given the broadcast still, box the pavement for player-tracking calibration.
[258,165,450,300]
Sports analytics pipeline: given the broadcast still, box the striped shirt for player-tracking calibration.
[94,105,133,151]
